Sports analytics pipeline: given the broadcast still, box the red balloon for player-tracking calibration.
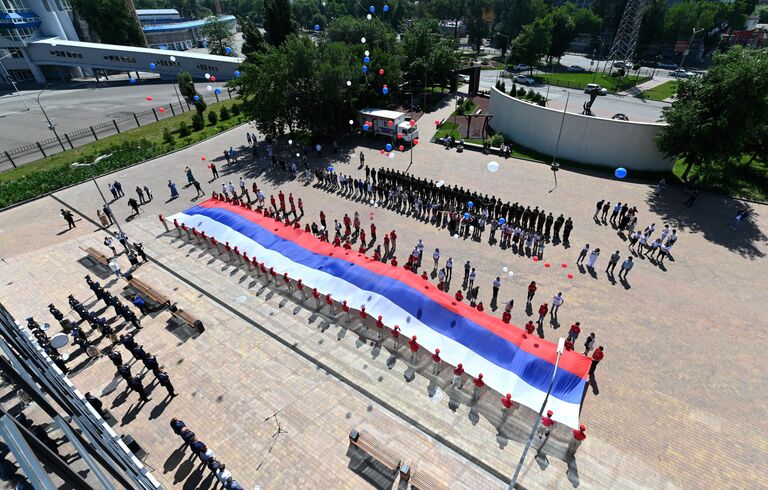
[434,119,440,125]
[544,262,551,268]
[158,107,165,112]
[380,149,385,154]
[561,263,567,268]
[532,256,539,262]
[409,120,416,127]
[207,164,212,169]
[146,96,152,101]
[413,139,419,145]
[387,120,393,126]
[399,145,404,151]
[379,69,384,75]
[201,156,206,161]
[210,76,216,82]
[567,273,574,279]
[396,133,402,139]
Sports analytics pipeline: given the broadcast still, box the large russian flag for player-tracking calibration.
[169,199,591,428]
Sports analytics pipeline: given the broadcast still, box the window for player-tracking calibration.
[195,63,218,72]
[102,55,137,63]
[7,48,23,58]
[1,27,36,41]
[51,50,83,59]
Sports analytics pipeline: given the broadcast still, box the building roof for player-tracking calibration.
[360,109,405,120]
[135,9,180,16]
[31,37,244,63]
[142,15,236,33]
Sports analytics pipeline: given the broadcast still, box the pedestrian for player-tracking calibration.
[537,302,548,327]
[108,259,122,279]
[583,332,596,356]
[586,248,600,269]
[492,277,501,304]
[156,370,177,398]
[593,200,604,220]
[432,248,440,270]
[576,244,589,265]
[108,183,118,200]
[114,181,124,197]
[132,294,149,315]
[128,375,150,402]
[445,257,453,281]
[567,322,581,342]
[128,198,140,216]
[185,166,195,187]
[618,257,634,280]
[103,205,114,225]
[468,268,477,290]
[551,292,564,315]
[136,186,146,204]
[728,210,749,230]
[526,281,537,304]
[216,464,232,486]
[133,242,147,262]
[683,189,700,207]
[589,347,604,374]
[97,209,109,227]
[224,149,231,164]
[606,250,620,274]
[168,180,179,199]
[656,177,666,193]
[104,236,117,256]
[61,209,76,229]
[193,180,204,197]
[85,392,105,416]
[210,163,219,179]
[609,202,621,225]
[143,185,153,201]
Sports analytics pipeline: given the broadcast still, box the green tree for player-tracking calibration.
[201,17,236,55]
[466,0,491,52]
[430,0,465,38]
[507,17,551,69]
[327,16,399,52]
[177,71,207,114]
[756,5,768,23]
[656,47,768,181]
[402,20,458,93]
[492,0,546,54]
[546,5,576,61]
[71,0,146,46]
[292,0,321,28]
[572,8,602,35]
[264,0,297,46]
[239,15,268,62]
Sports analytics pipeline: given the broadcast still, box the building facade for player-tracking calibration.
[136,9,237,52]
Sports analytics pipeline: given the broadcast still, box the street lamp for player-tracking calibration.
[549,90,570,192]
[405,92,416,167]
[71,162,136,261]
[36,87,66,152]
[0,52,30,111]
[509,337,567,489]
[495,34,510,83]
[680,27,704,71]
[591,36,605,84]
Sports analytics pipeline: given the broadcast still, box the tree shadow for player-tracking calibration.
[645,187,767,259]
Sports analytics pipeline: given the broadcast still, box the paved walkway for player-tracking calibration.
[0,109,767,488]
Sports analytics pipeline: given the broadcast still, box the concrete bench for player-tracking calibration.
[409,470,447,490]
[81,246,109,267]
[127,277,170,310]
[348,430,400,473]
[169,305,204,332]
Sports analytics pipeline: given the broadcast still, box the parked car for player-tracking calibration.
[458,74,470,83]
[657,62,677,69]
[566,65,585,72]
[514,75,535,85]
[584,83,608,95]
[613,61,627,69]
[511,64,530,71]
[669,69,694,78]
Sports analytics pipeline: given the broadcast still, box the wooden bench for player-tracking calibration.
[81,246,109,267]
[409,471,447,490]
[169,306,204,332]
[127,277,170,310]
[348,430,400,473]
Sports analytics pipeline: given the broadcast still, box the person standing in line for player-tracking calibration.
[536,302,548,327]
[583,333,596,356]
[492,277,501,304]
[168,180,179,199]
[618,257,634,280]
[108,259,122,279]
[606,250,621,274]
[567,322,581,342]
[156,370,177,398]
[609,202,621,225]
[586,248,600,270]
[628,230,641,251]
[526,281,537,304]
[551,292,564,315]
[104,236,117,256]
[589,347,604,374]
[127,375,150,402]
[593,200,604,220]
[576,244,589,265]
[463,260,471,283]
[468,268,477,290]
[445,257,453,281]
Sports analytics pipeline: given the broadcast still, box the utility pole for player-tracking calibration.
[0,53,29,111]
[680,27,704,70]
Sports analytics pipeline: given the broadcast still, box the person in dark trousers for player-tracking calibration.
[136,186,146,204]
[193,180,205,198]
[85,392,105,416]
[61,209,76,229]
[210,163,219,180]
[128,376,150,402]
[128,198,140,216]
[606,250,621,274]
[156,370,177,397]
[170,417,186,435]
[107,350,123,368]
[133,242,147,262]
[142,354,160,376]
[463,260,471,283]
[589,346,604,374]
[180,427,196,446]
[526,281,537,304]
[683,189,700,207]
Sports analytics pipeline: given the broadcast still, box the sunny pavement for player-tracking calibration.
[0,108,767,489]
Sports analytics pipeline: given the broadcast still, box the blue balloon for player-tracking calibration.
[362,65,368,73]
[363,56,370,63]
[369,5,375,12]
[225,46,233,54]
[467,201,474,208]
[129,78,136,84]
[383,4,389,11]
[499,218,506,225]
[463,213,471,219]
[234,70,241,77]
[385,143,392,151]
[214,88,221,94]
[193,95,200,101]
[382,87,388,94]
[149,63,157,70]
[614,167,628,179]
[362,124,370,131]
[327,166,335,171]
[314,24,320,31]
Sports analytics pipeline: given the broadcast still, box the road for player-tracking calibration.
[478,69,668,123]
[0,80,228,150]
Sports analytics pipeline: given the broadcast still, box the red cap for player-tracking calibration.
[580,424,586,432]
[547,410,553,417]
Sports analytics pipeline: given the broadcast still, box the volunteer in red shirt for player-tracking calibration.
[567,322,581,342]
[525,320,535,334]
[455,290,464,302]
[589,346,604,374]
[431,348,441,375]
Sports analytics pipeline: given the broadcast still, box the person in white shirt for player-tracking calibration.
[108,259,122,279]
[551,292,564,315]
[216,464,232,484]
[445,257,453,281]
[587,248,600,269]
[433,248,441,270]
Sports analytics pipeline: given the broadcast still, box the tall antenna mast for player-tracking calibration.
[604,0,646,73]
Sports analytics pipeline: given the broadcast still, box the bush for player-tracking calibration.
[178,121,191,137]
[510,83,517,96]
[162,127,175,145]
[191,113,205,131]
[231,103,241,116]
[527,89,536,99]
[517,87,527,97]
[219,106,231,121]
[207,110,218,125]
[489,134,504,148]
[500,81,506,93]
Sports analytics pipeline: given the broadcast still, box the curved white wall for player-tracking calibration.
[489,87,673,172]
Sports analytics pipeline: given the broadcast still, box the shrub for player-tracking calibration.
[191,113,205,131]
[219,106,231,121]
[517,87,527,97]
[510,83,517,96]
[489,134,504,148]
[178,121,191,137]
[500,81,506,93]
[231,103,241,116]
[207,110,218,125]
[527,89,536,99]
[162,127,175,145]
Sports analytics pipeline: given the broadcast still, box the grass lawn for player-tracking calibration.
[534,72,651,92]
[0,98,244,185]
[672,158,768,202]
[638,81,679,102]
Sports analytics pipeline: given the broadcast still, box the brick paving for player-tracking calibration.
[0,109,767,489]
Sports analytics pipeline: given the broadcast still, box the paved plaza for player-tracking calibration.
[0,104,767,488]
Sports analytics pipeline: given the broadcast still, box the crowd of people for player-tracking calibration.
[170,418,245,489]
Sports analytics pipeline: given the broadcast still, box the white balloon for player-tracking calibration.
[349,119,354,125]
[361,37,366,43]
[365,50,370,56]
[205,73,211,79]
[502,266,509,273]
[207,85,212,90]
[346,80,352,86]
[388,152,395,159]
[468,226,475,233]
[435,180,445,188]
[508,271,514,277]
[288,139,293,145]
[367,14,372,19]
[170,55,176,62]
[369,199,375,204]
[487,161,500,173]
[296,152,301,157]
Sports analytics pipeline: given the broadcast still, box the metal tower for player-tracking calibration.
[603,0,646,72]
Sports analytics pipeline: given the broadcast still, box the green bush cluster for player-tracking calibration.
[207,111,219,125]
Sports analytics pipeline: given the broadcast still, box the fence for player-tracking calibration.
[0,88,234,172]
